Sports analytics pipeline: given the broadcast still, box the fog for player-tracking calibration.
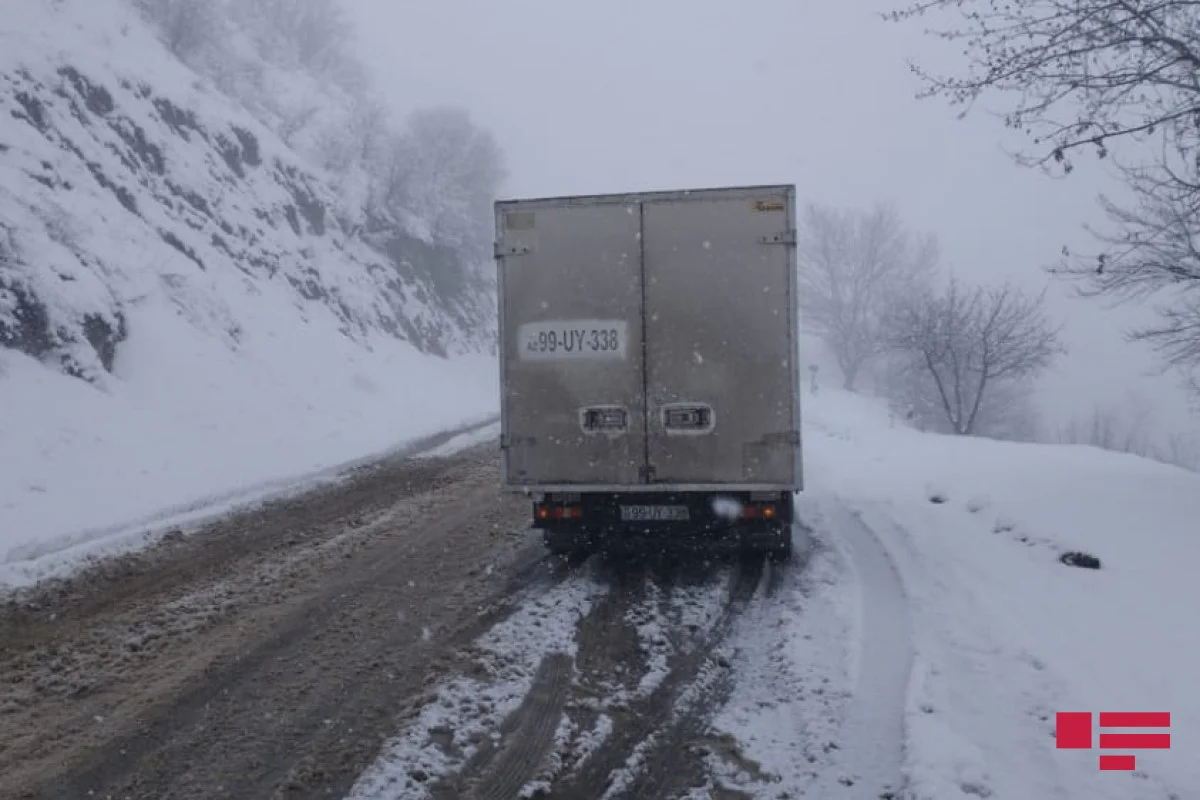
[348,0,1195,446]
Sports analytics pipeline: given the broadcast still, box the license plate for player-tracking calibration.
[619,505,690,522]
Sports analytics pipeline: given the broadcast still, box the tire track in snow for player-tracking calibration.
[695,503,913,799]
[605,553,801,800]
[422,564,645,800]
[699,524,843,798]
[807,499,914,799]
[552,552,767,799]
[434,653,575,800]
[347,564,607,800]
[360,547,782,800]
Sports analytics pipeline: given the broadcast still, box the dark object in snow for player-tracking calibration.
[1060,551,1101,570]
[928,492,948,504]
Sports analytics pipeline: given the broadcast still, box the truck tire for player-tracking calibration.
[542,529,592,560]
[770,525,794,562]
[740,524,791,561]
[755,523,792,562]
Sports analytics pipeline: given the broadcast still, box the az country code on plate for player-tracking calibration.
[519,321,628,360]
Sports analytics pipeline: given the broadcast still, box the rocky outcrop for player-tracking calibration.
[0,13,494,384]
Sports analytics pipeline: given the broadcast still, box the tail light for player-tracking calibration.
[535,503,582,521]
[742,502,779,520]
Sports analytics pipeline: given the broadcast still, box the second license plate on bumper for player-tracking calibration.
[619,505,690,522]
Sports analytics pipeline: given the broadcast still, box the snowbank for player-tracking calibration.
[804,387,1200,798]
[0,0,503,587]
[0,317,497,586]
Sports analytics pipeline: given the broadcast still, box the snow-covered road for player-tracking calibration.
[3,386,1195,799]
[346,386,1200,799]
[348,499,916,800]
[0,424,914,800]
[795,499,914,799]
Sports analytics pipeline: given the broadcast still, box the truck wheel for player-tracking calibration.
[543,530,592,561]
[769,525,793,562]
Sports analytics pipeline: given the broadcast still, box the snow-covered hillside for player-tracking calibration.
[0,0,500,577]
[798,386,1199,799]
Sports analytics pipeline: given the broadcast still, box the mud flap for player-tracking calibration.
[542,528,594,558]
[741,523,793,561]
[771,525,794,561]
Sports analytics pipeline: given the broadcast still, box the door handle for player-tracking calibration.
[660,402,715,434]
[579,405,629,434]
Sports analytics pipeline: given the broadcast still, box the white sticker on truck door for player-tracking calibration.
[518,320,629,361]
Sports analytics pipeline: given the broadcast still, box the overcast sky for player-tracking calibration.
[348,0,1194,441]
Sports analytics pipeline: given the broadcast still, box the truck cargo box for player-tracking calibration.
[495,185,802,499]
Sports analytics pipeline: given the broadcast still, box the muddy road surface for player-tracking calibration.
[0,430,874,800]
[348,545,810,800]
[0,433,555,800]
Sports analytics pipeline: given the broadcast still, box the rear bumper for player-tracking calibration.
[533,490,794,537]
[509,483,801,495]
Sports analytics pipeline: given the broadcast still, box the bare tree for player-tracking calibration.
[799,202,937,391]
[980,379,1044,442]
[385,106,507,256]
[312,100,389,174]
[231,0,362,93]
[1054,394,1200,464]
[889,278,1064,435]
[1164,431,1200,470]
[887,1,1200,394]
[1058,406,1123,453]
[349,100,391,164]
[134,0,225,62]
[881,351,1042,440]
[276,105,321,146]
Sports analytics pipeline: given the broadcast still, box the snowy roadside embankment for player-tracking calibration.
[0,0,502,586]
[0,342,497,587]
[804,388,1200,799]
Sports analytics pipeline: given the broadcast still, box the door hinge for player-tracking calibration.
[501,434,536,448]
[758,229,796,245]
[494,242,531,259]
[766,430,801,446]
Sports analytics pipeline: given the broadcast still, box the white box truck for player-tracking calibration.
[494,185,803,559]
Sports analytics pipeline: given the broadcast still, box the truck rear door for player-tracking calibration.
[642,188,799,485]
[497,201,647,486]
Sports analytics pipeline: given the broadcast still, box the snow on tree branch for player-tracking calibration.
[889,0,1200,394]
[888,277,1065,435]
[887,0,1200,169]
[798,201,938,391]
